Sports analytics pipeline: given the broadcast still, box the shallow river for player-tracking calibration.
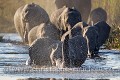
[0,33,120,80]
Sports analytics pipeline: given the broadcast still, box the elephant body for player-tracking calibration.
[83,21,111,57]
[14,3,49,43]
[94,21,111,47]
[28,23,60,45]
[50,35,88,68]
[29,37,59,66]
[54,0,91,22]
[68,35,88,67]
[59,23,88,67]
[83,26,99,57]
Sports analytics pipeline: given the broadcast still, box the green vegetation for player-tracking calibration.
[91,0,120,49]
[0,0,119,49]
[106,24,120,49]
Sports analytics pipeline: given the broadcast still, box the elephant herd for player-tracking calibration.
[14,3,111,68]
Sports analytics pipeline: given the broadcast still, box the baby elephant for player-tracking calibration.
[28,23,60,46]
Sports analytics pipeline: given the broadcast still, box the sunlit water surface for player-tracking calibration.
[0,33,120,80]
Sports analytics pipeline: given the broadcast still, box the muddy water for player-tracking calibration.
[0,33,120,80]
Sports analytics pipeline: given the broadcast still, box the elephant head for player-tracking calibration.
[88,7,107,26]
[14,3,50,44]
[58,7,82,31]
[54,0,91,22]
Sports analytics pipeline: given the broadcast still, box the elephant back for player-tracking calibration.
[68,35,88,67]
[37,23,60,40]
[94,21,111,47]
[29,37,58,66]
[83,26,99,56]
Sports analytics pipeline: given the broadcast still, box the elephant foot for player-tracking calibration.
[90,54,100,59]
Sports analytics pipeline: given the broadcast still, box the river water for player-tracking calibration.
[0,33,120,80]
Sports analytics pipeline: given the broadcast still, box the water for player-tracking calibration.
[0,33,120,80]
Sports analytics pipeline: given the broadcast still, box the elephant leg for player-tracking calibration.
[23,23,30,43]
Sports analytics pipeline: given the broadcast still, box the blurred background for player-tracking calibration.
[0,0,120,48]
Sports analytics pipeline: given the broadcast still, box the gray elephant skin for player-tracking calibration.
[83,21,110,57]
[88,7,107,25]
[14,3,50,44]
[28,23,60,45]
[59,22,88,68]
[29,37,60,66]
[54,0,91,22]
[94,21,111,48]
[83,26,99,57]
[50,35,88,68]
[50,7,82,37]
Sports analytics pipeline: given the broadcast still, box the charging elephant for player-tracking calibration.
[14,3,50,44]
[54,0,91,22]
[28,23,60,46]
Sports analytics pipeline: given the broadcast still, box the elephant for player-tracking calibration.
[14,3,50,44]
[83,26,99,58]
[82,21,111,58]
[29,37,60,66]
[50,35,88,68]
[54,0,91,22]
[88,7,107,26]
[94,21,111,48]
[28,23,60,46]
[50,6,82,37]
[59,23,88,67]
